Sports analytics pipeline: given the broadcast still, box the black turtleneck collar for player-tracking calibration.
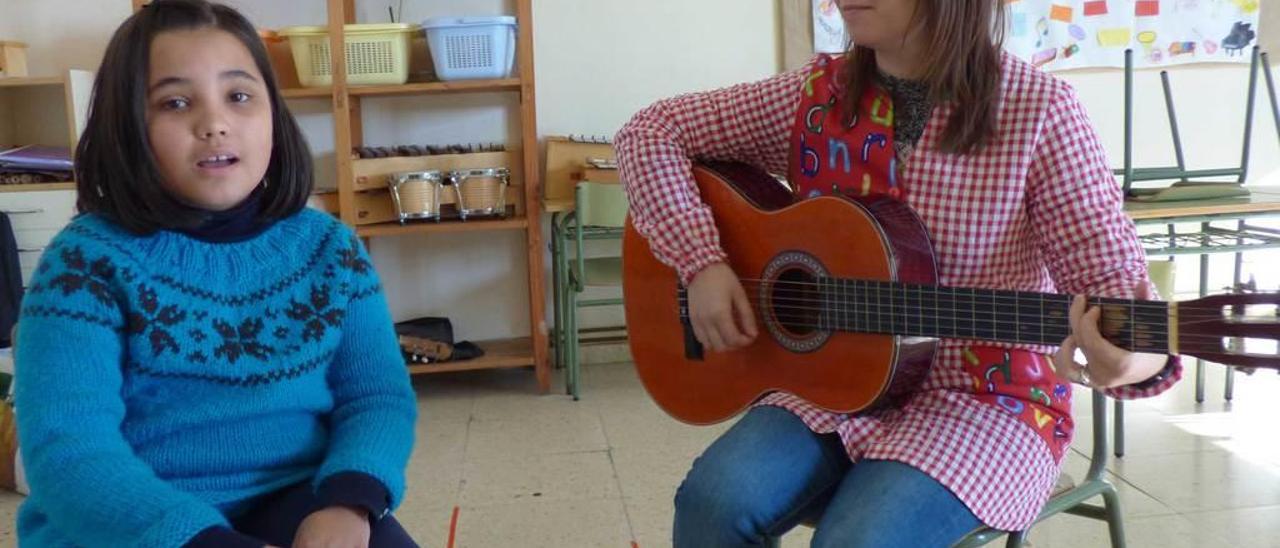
[175,186,272,243]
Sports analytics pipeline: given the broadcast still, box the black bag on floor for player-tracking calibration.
[0,213,22,348]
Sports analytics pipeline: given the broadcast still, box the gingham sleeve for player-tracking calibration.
[614,61,811,285]
[1025,83,1182,399]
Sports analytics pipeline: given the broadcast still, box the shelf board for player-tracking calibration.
[352,78,522,97]
[279,78,522,100]
[281,87,333,99]
[0,181,75,193]
[0,76,64,88]
[407,337,534,374]
[356,216,528,237]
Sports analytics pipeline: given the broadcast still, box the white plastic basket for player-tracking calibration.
[279,23,419,87]
[423,16,516,81]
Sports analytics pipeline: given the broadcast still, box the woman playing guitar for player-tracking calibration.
[615,1,1181,545]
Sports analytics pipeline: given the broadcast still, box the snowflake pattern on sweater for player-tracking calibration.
[14,208,416,548]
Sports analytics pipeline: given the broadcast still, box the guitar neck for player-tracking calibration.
[814,278,1172,353]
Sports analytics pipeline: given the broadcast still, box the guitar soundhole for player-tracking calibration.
[761,251,832,353]
[772,268,820,336]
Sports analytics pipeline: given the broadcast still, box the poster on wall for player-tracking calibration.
[813,0,849,53]
[812,0,1262,70]
[1005,0,1262,70]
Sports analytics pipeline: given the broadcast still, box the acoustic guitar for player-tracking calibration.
[622,162,1280,425]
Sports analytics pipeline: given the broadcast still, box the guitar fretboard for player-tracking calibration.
[801,278,1170,353]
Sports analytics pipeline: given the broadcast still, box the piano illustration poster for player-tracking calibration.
[1005,0,1260,69]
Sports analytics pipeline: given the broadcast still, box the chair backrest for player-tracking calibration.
[575,182,628,228]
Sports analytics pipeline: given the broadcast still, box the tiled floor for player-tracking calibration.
[2,356,1279,547]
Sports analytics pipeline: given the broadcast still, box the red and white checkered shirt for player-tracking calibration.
[615,53,1182,531]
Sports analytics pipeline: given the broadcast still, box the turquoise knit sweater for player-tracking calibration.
[13,208,417,547]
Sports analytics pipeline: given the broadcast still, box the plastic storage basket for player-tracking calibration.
[423,16,516,81]
[279,23,419,87]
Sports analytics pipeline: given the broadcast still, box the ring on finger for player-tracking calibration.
[1078,365,1094,387]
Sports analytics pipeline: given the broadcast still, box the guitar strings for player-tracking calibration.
[680,290,1264,325]
[722,278,1277,315]
[703,294,1254,330]
[673,311,1269,349]
[673,297,1276,346]
[679,299,1273,343]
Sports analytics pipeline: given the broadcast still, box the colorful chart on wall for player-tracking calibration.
[812,0,1262,69]
[813,0,849,54]
[1005,0,1262,70]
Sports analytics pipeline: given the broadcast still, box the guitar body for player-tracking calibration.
[623,162,940,425]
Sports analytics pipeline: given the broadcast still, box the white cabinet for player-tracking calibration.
[1,189,77,287]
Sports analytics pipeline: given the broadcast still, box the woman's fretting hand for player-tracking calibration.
[1053,281,1170,389]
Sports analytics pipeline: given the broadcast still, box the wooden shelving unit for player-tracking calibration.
[131,0,550,391]
[0,71,93,193]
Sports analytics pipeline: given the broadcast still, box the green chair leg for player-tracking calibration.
[1005,530,1027,547]
[563,284,574,396]
[564,276,573,396]
[560,276,574,394]
[567,288,581,400]
[1102,487,1126,548]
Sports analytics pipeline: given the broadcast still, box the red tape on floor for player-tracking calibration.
[447,506,460,548]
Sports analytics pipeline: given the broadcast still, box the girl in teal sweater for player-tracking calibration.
[14,1,418,546]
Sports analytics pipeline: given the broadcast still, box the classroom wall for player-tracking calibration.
[1,0,1276,342]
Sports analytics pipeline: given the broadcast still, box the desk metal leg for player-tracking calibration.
[1225,356,1237,401]
[1196,225,1209,403]
[1225,226,1245,401]
[1114,399,1125,458]
[550,212,563,372]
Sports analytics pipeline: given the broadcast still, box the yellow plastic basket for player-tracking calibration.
[279,23,419,87]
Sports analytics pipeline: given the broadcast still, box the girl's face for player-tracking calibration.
[838,0,922,51]
[146,28,273,212]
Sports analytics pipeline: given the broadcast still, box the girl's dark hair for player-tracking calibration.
[75,0,312,234]
[838,0,1007,154]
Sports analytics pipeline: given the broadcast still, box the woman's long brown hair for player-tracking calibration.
[838,0,1007,154]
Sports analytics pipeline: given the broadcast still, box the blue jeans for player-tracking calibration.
[674,406,983,547]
